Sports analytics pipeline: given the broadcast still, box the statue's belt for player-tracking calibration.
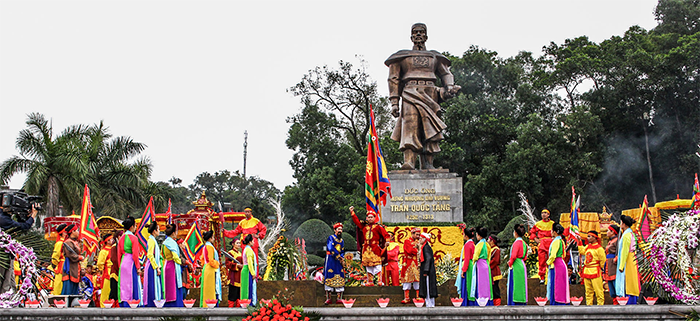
[405,80,435,86]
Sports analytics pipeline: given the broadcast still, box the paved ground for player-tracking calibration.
[0,304,694,321]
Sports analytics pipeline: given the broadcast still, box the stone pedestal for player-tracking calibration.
[380,169,463,223]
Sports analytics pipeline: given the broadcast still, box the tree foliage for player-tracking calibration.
[283,59,399,233]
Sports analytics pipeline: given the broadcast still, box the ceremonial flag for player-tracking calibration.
[693,173,700,210]
[79,184,100,255]
[364,104,392,223]
[135,197,155,253]
[166,198,173,225]
[639,195,652,242]
[568,186,580,240]
[182,224,205,265]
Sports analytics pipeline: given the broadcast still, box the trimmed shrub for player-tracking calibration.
[292,219,333,253]
[307,254,325,267]
[342,232,357,251]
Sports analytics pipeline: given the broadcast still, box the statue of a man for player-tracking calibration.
[385,23,461,170]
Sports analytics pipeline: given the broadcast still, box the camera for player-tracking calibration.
[0,191,42,221]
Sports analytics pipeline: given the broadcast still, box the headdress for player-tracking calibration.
[56,223,67,233]
[541,209,550,214]
[421,232,431,241]
[333,223,343,230]
[587,230,600,242]
[64,224,77,234]
[244,207,252,211]
[366,210,376,218]
[608,224,620,236]
[411,227,421,233]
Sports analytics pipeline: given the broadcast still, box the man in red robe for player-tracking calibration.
[350,206,389,286]
[529,209,554,283]
[382,231,400,286]
[400,227,420,303]
[224,207,267,261]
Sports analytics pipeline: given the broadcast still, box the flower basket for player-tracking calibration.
[617,297,629,305]
[78,299,90,308]
[205,299,218,308]
[54,299,66,309]
[645,297,658,305]
[534,297,548,306]
[476,297,489,306]
[154,299,166,308]
[450,298,463,307]
[127,299,140,308]
[570,296,583,306]
[376,298,390,308]
[341,298,355,308]
[183,299,196,308]
[102,299,115,308]
[413,298,425,307]
[25,300,40,308]
[239,299,251,308]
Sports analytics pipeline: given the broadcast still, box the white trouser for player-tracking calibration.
[403,282,419,290]
[365,265,382,275]
[425,276,435,307]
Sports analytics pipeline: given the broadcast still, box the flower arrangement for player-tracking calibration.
[263,235,302,281]
[344,255,366,287]
[0,229,37,308]
[240,289,319,321]
[435,253,457,286]
[646,209,700,304]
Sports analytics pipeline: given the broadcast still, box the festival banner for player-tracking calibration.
[568,186,580,240]
[638,195,653,242]
[693,173,700,210]
[79,184,100,255]
[166,198,173,225]
[135,196,155,253]
[365,104,392,223]
[182,223,204,265]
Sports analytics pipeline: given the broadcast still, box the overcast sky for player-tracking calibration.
[1,0,659,192]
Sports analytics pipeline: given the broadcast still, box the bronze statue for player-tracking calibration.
[385,23,461,170]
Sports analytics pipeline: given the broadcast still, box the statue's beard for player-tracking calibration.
[413,41,426,50]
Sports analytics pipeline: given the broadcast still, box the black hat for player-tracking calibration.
[56,223,67,233]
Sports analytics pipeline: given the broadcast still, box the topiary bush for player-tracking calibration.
[342,232,357,251]
[307,254,325,267]
[292,219,333,254]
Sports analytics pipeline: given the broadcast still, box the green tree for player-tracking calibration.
[188,170,281,219]
[82,121,153,218]
[0,113,88,217]
[283,59,396,232]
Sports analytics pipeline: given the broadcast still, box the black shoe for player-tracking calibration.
[539,280,545,284]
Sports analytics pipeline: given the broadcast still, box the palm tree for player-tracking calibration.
[82,121,153,218]
[0,113,89,217]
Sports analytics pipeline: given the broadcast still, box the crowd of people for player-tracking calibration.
[321,207,641,307]
[46,207,266,308]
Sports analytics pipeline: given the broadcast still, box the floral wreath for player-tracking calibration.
[647,209,700,304]
[0,229,37,308]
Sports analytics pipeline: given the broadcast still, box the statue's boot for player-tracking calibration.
[420,154,435,170]
[401,150,417,170]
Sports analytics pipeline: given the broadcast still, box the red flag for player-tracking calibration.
[693,173,700,210]
[135,197,155,253]
[364,105,392,223]
[166,198,173,225]
[79,184,100,255]
[639,195,652,241]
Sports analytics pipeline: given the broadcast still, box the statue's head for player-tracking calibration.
[411,23,427,46]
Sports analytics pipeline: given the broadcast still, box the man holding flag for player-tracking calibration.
[349,104,392,286]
